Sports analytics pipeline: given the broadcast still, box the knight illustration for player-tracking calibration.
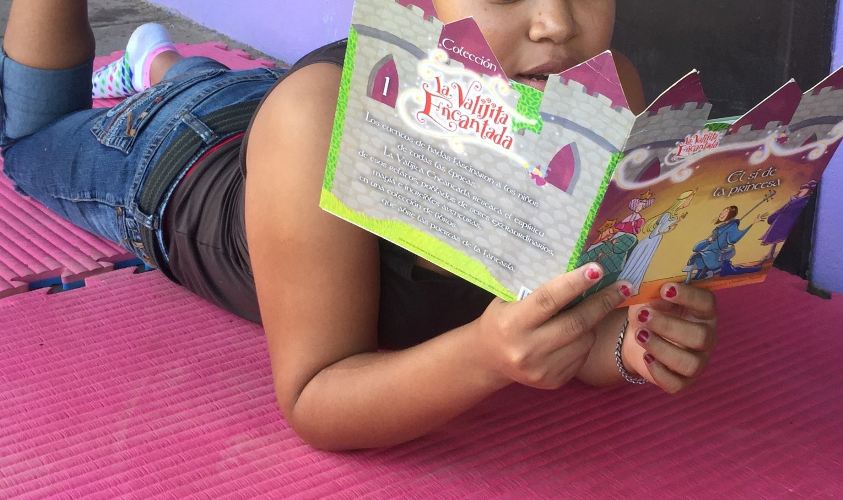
[684,191,775,283]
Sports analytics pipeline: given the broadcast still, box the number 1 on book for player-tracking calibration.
[383,77,391,97]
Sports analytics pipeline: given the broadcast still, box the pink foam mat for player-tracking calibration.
[0,44,274,298]
[1,267,841,498]
[0,173,134,298]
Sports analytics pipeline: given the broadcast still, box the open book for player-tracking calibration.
[320,0,841,304]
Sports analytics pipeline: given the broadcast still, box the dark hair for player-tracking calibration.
[718,206,739,223]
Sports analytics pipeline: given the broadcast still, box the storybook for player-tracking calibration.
[320,0,842,304]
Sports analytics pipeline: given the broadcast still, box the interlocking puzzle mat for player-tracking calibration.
[0,43,275,298]
[0,173,135,298]
[1,267,840,498]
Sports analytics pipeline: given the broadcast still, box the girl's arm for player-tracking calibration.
[244,63,626,450]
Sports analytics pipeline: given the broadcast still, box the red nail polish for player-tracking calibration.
[638,309,651,323]
[644,353,655,365]
[619,285,632,298]
[587,267,601,281]
[637,329,650,344]
[665,286,678,299]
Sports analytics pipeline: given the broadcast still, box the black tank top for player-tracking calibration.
[164,40,494,349]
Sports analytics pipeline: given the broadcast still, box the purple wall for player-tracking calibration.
[150,0,843,292]
[812,2,843,293]
[148,0,354,64]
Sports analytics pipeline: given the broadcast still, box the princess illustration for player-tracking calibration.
[618,190,696,294]
[614,190,656,235]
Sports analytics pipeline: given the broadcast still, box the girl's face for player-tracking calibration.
[432,0,616,90]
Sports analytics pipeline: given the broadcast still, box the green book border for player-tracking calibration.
[566,152,624,272]
[319,26,514,300]
[320,190,515,300]
[323,26,359,192]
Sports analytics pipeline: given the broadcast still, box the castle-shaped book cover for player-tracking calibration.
[320,0,841,304]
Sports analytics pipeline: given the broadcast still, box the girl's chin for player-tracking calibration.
[512,76,548,92]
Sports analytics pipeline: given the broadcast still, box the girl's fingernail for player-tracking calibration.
[665,286,678,299]
[637,329,650,344]
[638,309,651,323]
[619,284,632,298]
[586,266,602,281]
[644,353,655,365]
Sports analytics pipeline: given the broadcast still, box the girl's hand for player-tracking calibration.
[476,264,630,390]
[624,283,718,393]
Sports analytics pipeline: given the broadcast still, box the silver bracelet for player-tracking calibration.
[614,318,648,384]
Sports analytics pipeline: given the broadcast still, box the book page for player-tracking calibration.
[582,71,843,304]
[321,0,635,300]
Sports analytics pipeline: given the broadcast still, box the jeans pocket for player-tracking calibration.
[91,68,226,154]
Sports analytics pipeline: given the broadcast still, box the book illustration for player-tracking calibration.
[759,180,817,261]
[576,219,639,292]
[609,190,696,295]
[322,0,843,303]
[682,191,774,283]
[618,71,712,188]
[590,70,843,302]
[615,190,656,235]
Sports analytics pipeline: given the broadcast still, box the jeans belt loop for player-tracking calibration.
[181,111,219,145]
[132,206,160,231]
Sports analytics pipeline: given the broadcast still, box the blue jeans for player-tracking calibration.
[0,51,284,271]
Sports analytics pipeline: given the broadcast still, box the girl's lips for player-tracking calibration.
[513,74,549,92]
[513,58,577,92]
